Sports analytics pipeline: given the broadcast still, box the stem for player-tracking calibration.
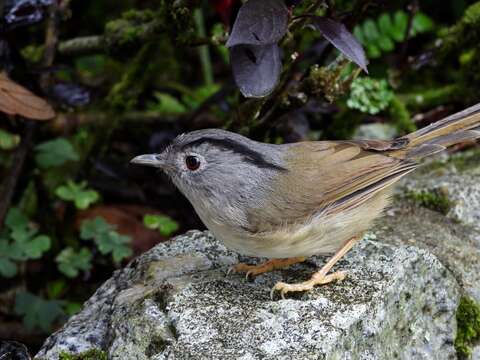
[0,122,35,229]
[194,8,214,85]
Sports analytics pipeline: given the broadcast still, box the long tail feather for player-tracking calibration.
[392,104,480,159]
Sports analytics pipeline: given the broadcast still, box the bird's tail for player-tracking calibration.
[391,103,480,160]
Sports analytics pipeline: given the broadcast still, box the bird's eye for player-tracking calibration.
[185,155,200,171]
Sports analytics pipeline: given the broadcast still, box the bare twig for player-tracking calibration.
[0,122,35,228]
[400,0,419,64]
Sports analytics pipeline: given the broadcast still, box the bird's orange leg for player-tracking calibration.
[229,257,306,279]
[271,236,361,298]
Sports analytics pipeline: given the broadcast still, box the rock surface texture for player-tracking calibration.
[36,151,480,360]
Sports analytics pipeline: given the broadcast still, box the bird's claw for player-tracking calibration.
[270,271,347,300]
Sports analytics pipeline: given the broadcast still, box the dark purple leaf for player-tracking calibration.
[52,83,90,107]
[230,44,281,98]
[3,0,53,29]
[314,17,369,73]
[226,0,288,47]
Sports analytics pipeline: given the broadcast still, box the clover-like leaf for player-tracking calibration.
[314,17,369,73]
[14,292,64,332]
[56,247,92,278]
[0,255,17,278]
[23,235,51,259]
[35,137,79,168]
[230,43,282,98]
[0,208,51,278]
[143,214,179,236]
[55,180,99,209]
[226,0,288,47]
[79,217,112,240]
[80,217,132,263]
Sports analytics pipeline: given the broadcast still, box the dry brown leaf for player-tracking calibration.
[0,72,55,120]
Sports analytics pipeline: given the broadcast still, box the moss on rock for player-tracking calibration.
[402,189,453,215]
[455,296,480,359]
[58,349,107,360]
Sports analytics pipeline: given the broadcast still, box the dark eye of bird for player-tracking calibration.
[185,155,200,171]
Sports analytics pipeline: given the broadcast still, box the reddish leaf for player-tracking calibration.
[0,72,55,120]
[314,17,369,73]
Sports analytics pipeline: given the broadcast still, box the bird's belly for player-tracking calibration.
[203,191,391,259]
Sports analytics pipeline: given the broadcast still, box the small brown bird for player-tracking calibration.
[132,104,480,297]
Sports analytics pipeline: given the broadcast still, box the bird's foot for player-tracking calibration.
[271,270,347,299]
[227,257,306,279]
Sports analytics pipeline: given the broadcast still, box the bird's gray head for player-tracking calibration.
[131,129,287,210]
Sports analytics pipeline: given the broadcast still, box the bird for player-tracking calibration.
[131,103,480,298]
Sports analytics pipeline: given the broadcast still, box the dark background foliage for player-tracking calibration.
[1,0,480,354]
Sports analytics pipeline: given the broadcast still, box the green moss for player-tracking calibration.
[455,296,480,359]
[403,189,452,215]
[389,96,416,134]
[106,42,157,111]
[59,349,107,360]
[401,84,461,111]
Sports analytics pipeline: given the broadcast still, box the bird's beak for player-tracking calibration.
[130,154,166,168]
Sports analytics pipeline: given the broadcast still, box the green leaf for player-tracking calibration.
[149,93,187,114]
[5,207,29,231]
[47,279,67,299]
[80,217,132,263]
[0,129,20,150]
[362,19,379,42]
[392,10,408,42]
[143,214,179,236]
[80,217,112,240]
[377,36,395,52]
[15,292,64,332]
[55,181,99,209]
[366,44,381,59]
[23,235,51,259]
[64,301,82,316]
[0,257,17,277]
[353,26,365,44]
[0,208,51,278]
[182,84,221,110]
[412,13,434,33]
[378,13,394,38]
[56,247,92,278]
[35,138,79,169]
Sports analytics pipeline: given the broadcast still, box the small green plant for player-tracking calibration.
[55,181,100,209]
[55,247,93,278]
[0,208,51,278]
[347,77,394,114]
[14,292,65,332]
[35,137,80,168]
[143,214,179,236]
[354,11,434,58]
[148,92,187,114]
[80,217,132,263]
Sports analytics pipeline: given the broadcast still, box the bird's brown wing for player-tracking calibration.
[246,140,416,233]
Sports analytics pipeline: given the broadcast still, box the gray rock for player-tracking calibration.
[36,231,460,360]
